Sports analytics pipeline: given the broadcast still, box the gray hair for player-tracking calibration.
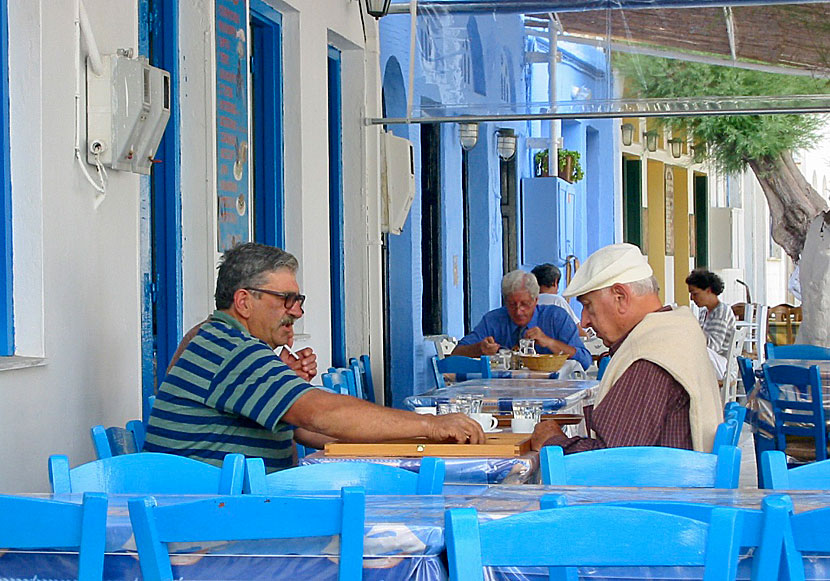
[215,243,299,309]
[625,275,660,296]
[501,270,539,301]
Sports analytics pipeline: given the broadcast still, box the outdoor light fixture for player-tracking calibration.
[496,128,517,161]
[459,122,479,151]
[668,138,683,159]
[643,130,658,153]
[621,123,634,146]
[365,0,391,18]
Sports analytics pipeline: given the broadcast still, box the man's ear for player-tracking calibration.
[609,283,632,313]
[233,288,254,319]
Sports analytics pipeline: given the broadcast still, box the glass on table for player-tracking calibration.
[437,402,460,415]
[519,338,536,356]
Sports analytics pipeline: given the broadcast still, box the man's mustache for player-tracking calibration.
[279,315,297,326]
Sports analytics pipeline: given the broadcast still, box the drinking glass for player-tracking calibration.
[437,402,459,415]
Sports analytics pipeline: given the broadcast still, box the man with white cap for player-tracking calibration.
[530,243,722,454]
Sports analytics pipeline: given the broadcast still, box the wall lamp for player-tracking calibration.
[668,138,683,159]
[365,0,391,18]
[621,123,634,146]
[496,128,517,161]
[459,122,479,151]
[643,130,658,152]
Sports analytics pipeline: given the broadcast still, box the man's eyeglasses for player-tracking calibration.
[245,288,306,310]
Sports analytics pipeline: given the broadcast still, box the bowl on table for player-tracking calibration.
[520,353,569,372]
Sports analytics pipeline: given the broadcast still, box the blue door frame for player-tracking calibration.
[327,46,346,368]
[0,0,12,356]
[250,0,284,247]
[139,0,182,422]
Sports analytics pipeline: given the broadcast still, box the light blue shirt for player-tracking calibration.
[458,304,592,370]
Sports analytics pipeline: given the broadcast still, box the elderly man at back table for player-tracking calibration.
[144,243,485,472]
[451,270,591,371]
[530,243,721,454]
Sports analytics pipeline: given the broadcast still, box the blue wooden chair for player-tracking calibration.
[243,456,445,494]
[540,445,741,488]
[766,342,830,360]
[322,369,357,396]
[128,487,365,581]
[761,449,830,489]
[712,418,742,451]
[0,492,108,581]
[596,354,610,380]
[445,502,743,581]
[349,355,376,403]
[737,356,757,399]
[724,401,747,425]
[90,419,146,458]
[49,452,245,494]
[431,355,491,389]
[763,363,827,461]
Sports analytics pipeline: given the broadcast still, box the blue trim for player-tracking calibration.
[0,0,12,356]
[250,3,284,247]
[140,0,183,422]
[327,46,346,368]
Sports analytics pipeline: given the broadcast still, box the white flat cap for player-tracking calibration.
[563,243,653,298]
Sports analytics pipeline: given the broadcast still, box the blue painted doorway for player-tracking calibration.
[327,46,346,368]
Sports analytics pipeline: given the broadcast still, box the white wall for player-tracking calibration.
[0,0,142,492]
[0,0,383,492]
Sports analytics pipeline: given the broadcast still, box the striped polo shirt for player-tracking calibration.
[143,310,315,472]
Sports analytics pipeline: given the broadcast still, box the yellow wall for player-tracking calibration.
[672,166,690,306]
[646,159,666,303]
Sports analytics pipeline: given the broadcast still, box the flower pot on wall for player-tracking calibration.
[558,154,575,183]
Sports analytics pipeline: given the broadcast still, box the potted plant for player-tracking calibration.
[557,149,584,183]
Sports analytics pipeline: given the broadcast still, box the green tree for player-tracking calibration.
[615,54,829,260]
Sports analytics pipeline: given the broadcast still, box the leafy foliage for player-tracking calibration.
[614,54,830,173]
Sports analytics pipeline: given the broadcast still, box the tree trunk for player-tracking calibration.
[747,151,827,262]
[748,151,829,348]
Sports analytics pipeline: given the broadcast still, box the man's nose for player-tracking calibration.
[289,301,304,318]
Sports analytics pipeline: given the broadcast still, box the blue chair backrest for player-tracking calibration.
[712,418,742,451]
[322,369,357,396]
[762,363,826,461]
[723,401,747,425]
[431,355,491,389]
[49,452,245,494]
[761,449,830,490]
[348,355,376,403]
[91,420,147,458]
[596,354,610,380]
[445,503,743,581]
[752,493,830,581]
[767,342,830,360]
[540,445,741,488]
[0,492,108,581]
[128,487,365,581]
[737,356,757,398]
[243,457,445,495]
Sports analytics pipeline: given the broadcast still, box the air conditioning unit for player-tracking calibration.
[381,132,415,235]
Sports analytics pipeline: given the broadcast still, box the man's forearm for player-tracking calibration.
[284,390,433,442]
[294,427,336,449]
[451,342,482,358]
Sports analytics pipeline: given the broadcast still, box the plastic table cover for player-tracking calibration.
[5,487,830,580]
[301,450,540,487]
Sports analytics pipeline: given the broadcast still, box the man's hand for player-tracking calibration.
[279,346,318,381]
[530,419,565,451]
[427,413,486,444]
[524,326,554,351]
[525,327,576,357]
[478,336,500,355]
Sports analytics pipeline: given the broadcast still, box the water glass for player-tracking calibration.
[437,402,459,415]
[468,393,484,414]
[519,338,536,356]
[526,400,543,423]
[512,400,530,420]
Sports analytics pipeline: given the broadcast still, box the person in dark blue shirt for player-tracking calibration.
[452,270,592,370]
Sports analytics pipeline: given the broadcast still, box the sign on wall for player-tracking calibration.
[215,0,250,252]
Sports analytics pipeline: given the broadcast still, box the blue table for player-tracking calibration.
[5,487,830,580]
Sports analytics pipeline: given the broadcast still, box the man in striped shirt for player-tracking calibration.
[144,243,484,472]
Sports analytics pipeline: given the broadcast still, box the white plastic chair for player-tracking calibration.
[722,327,749,406]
